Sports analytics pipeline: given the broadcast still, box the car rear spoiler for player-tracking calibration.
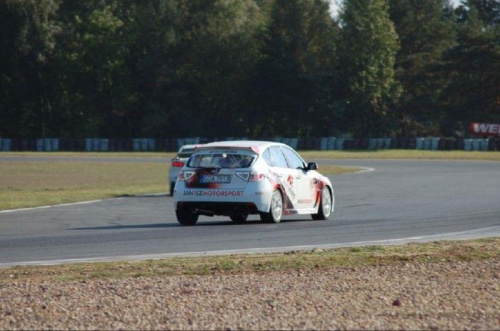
[193,145,260,154]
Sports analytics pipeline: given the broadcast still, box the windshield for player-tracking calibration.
[188,153,255,169]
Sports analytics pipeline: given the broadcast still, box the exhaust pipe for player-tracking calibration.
[194,209,215,217]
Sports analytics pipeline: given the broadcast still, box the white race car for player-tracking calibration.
[173,141,334,225]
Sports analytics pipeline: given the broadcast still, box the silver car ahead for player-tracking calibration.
[168,144,202,196]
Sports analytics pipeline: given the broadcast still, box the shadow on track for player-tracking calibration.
[70,218,315,231]
[117,194,171,198]
[71,223,179,230]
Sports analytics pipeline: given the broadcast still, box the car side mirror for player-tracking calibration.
[306,162,318,171]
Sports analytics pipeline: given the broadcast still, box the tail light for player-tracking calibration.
[172,161,185,167]
[178,171,195,181]
[236,171,265,182]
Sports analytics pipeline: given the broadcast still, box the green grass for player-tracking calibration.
[2,238,498,282]
[318,165,363,174]
[0,161,169,210]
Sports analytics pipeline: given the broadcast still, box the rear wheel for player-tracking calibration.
[260,190,283,223]
[230,213,248,223]
[176,209,199,226]
[170,182,175,196]
[312,187,333,221]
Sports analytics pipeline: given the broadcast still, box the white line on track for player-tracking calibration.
[0,193,169,214]
[351,166,375,174]
[0,199,113,214]
[2,226,498,268]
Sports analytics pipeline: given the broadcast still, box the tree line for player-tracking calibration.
[1,0,499,139]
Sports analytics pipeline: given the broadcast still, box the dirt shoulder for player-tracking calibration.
[1,239,499,330]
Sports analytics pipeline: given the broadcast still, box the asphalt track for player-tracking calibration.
[1,157,500,267]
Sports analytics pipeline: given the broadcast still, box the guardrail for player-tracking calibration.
[0,137,499,152]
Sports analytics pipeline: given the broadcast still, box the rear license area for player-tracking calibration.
[199,174,231,184]
[185,168,248,189]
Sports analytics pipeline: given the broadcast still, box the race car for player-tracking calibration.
[168,144,202,196]
[173,141,334,225]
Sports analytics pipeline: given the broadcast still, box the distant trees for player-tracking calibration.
[54,1,133,137]
[0,0,60,138]
[340,0,399,138]
[389,0,456,136]
[0,0,498,139]
[442,0,500,134]
[254,0,340,137]
[123,0,267,138]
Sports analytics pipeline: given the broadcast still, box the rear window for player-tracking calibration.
[188,153,255,169]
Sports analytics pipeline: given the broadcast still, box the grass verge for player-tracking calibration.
[0,161,169,210]
[1,238,498,282]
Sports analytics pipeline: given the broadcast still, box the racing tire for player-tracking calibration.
[170,182,175,196]
[260,190,283,223]
[176,209,199,226]
[230,213,249,223]
[312,186,333,221]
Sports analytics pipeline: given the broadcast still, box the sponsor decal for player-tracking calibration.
[298,199,313,204]
[266,170,296,211]
[183,190,244,197]
[267,170,279,183]
[310,178,317,190]
[470,122,500,136]
[313,177,326,207]
[285,175,297,200]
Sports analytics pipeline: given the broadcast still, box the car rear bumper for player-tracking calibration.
[174,181,273,214]
[176,201,260,216]
[169,170,180,184]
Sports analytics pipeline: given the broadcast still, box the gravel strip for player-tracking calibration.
[1,258,499,330]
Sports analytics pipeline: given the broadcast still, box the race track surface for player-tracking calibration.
[1,158,499,266]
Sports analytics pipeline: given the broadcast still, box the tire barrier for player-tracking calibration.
[33,138,60,151]
[273,138,298,150]
[1,138,12,151]
[1,137,499,152]
[319,137,337,151]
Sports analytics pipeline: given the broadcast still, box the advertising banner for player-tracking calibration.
[470,123,500,136]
